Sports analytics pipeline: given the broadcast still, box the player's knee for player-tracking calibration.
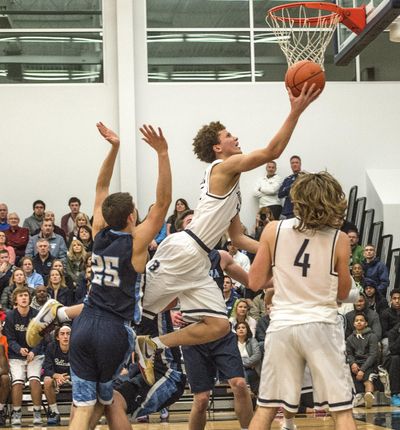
[0,374,10,385]
[43,377,53,389]
[229,377,248,394]
[193,392,210,411]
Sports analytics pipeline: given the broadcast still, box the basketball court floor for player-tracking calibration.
[5,406,400,429]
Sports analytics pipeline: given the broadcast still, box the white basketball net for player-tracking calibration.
[266,5,341,68]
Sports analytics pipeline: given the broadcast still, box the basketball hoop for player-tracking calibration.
[266,2,366,67]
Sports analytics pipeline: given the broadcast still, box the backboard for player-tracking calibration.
[335,0,400,65]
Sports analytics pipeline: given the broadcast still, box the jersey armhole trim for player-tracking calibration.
[330,229,340,277]
[271,220,283,267]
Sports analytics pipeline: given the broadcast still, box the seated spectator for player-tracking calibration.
[30,285,50,311]
[43,325,71,426]
[51,259,74,290]
[362,244,389,297]
[4,286,44,427]
[25,220,67,263]
[364,278,388,316]
[75,266,92,304]
[0,204,9,231]
[235,321,261,397]
[1,268,29,311]
[66,212,91,246]
[253,161,282,221]
[47,269,73,306]
[33,211,66,242]
[248,291,266,321]
[66,240,86,288]
[222,275,240,317]
[166,198,190,235]
[255,298,271,355]
[230,299,257,336]
[345,294,382,340]
[20,256,44,290]
[32,239,55,285]
[348,229,364,266]
[0,231,15,265]
[0,249,15,296]
[346,312,379,408]
[61,197,82,236]
[76,225,93,253]
[352,263,365,291]
[252,207,273,242]
[0,331,9,426]
[23,200,46,235]
[380,289,400,357]
[5,213,29,262]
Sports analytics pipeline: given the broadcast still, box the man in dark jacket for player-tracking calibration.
[364,278,389,317]
[345,294,382,340]
[277,155,301,219]
[362,245,389,296]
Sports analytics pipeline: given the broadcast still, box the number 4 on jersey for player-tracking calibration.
[294,239,310,277]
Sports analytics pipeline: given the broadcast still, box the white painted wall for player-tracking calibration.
[2,1,400,243]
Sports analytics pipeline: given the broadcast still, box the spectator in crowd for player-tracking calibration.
[226,241,250,294]
[362,244,389,296]
[61,197,81,236]
[23,200,46,235]
[1,268,28,311]
[278,155,302,219]
[380,289,400,357]
[236,321,261,398]
[364,278,388,316]
[5,213,29,262]
[0,204,9,232]
[255,297,271,354]
[0,249,15,295]
[352,263,365,291]
[348,229,364,266]
[32,239,55,285]
[20,256,44,290]
[25,220,67,263]
[67,212,91,246]
[43,324,71,425]
[30,285,50,311]
[4,287,44,426]
[248,291,266,321]
[33,211,66,242]
[51,259,73,289]
[253,207,273,242]
[0,337,9,426]
[230,299,257,336]
[47,269,73,306]
[223,275,240,317]
[75,266,92,304]
[76,225,93,253]
[345,294,382,340]
[66,240,86,288]
[253,161,283,221]
[346,312,379,408]
[166,198,190,235]
[0,231,15,265]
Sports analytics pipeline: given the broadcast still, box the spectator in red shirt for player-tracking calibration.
[5,213,29,262]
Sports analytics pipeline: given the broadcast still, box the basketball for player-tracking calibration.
[285,60,325,97]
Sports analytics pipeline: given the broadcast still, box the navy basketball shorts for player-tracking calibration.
[70,307,134,406]
[182,330,244,393]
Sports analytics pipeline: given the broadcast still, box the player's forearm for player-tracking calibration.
[96,145,119,190]
[231,233,259,255]
[154,152,172,210]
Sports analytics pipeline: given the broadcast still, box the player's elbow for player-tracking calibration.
[248,277,262,292]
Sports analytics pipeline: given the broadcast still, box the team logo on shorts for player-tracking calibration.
[148,260,160,272]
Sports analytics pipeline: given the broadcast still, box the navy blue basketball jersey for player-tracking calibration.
[88,227,143,323]
[208,249,224,293]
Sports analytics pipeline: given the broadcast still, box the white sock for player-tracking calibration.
[49,403,59,414]
[152,337,167,350]
[33,406,41,412]
[283,418,295,430]
[0,403,4,411]
[56,307,71,322]
[13,407,21,412]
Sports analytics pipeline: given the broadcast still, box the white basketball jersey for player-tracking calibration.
[268,218,340,332]
[187,159,241,249]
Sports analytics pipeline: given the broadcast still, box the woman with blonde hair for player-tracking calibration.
[2,268,28,310]
[47,268,72,306]
[229,298,257,336]
[66,240,86,287]
[67,212,91,246]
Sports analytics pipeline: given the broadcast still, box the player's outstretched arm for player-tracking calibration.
[219,250,249,288]
[221,83,320,175]
[133,125,172,268]
[248,222,277,292]
[335,231,352,301]
[92,122,120,237]
[228,215,259,255]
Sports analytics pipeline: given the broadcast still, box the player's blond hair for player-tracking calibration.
[291,171,347,232]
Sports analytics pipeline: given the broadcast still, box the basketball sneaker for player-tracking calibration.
[135,335,157,386]
[11,409,22,427]
[353,393,365,407]
[378,365,391,398]
[364,392,375,409]
[26,299,63,347]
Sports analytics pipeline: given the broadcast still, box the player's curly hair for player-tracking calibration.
[192,121,226,163]
[291,171,347,232]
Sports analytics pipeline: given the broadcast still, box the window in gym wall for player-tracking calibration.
[0,0,103,84]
